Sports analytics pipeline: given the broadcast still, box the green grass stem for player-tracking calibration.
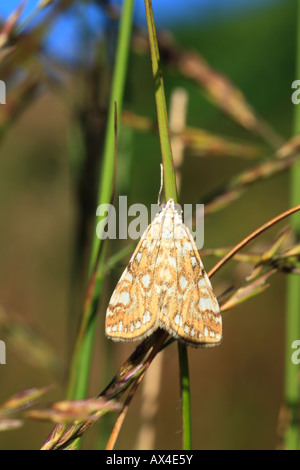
[284,1,300,449]
[144,0,191,450]
[67,0,135,403]
[144,0,178,203]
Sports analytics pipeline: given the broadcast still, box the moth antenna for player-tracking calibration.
[158,164,164,207]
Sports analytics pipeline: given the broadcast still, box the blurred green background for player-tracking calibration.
[0,0,297,449]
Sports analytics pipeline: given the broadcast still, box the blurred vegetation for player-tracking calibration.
[0,0,299,450]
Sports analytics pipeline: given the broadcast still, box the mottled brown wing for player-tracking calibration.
[105,211,164,341]
[157,207,222,348]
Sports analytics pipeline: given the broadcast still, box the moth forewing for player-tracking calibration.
[105,199,222,347]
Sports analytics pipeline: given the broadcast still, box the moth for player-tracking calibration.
[105,199,222,348]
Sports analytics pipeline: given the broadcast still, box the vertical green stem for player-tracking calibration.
[284,0,300,450]
[68,0,135,402]
[178,342,192,449]
[144,0,191,450]
[144,0,177,202]
[91,0,135,269]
